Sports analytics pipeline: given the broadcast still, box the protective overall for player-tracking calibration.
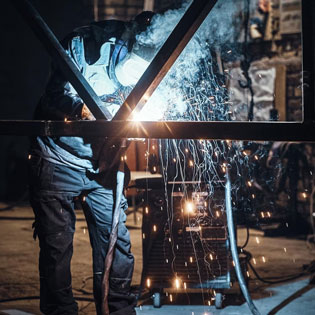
[29,15,154,314]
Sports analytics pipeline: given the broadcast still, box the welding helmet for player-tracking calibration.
[115,12,156,87]
[134,11,155,32]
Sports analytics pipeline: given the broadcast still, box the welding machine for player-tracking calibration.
[137,177,234,309]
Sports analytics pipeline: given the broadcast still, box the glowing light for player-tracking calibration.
[166,259,169,263]
[247,181,252,187]
[153,225,157,232]
[83,228,86,234]
[189,160,194,167]
[302,192,307,199]
[284,247,287,253]
[142,233,145,239]
[146,278,151,287]
[254,155,259,160]
[184,282,187,289]
[173,158,176,163]
[145,206,149,214]
[190,256,193,263]
[216,211,220,217]
[185,148,189,153]
[64,117,68,122]
[251,194,255,199]
[153,166,157,172]
[208,300,211,306]
[246,271,250,277]
[267,211,271,217]
[152,145,155,150]
[232,260,235,267]
[262,256,266,263]
[82,196,86,202]
[209,254,213,260]
[255,237,260,244]
[28,154,32,160]
[253,258,257,265]
[174,278,180,289]
[170,294,173,302]
[185,201,194,214]
[261,212,265,218]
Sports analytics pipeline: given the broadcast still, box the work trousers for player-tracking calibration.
[28,156,136,315]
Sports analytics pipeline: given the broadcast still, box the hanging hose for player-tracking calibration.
[101,170,125,315]
[225,169,261,315]
[239,0,255,121]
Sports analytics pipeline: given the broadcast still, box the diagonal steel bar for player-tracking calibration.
[11,0,112,120]
[113,0,218,120]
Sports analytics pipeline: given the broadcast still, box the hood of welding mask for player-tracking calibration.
[115,44,156,86]
[134,11,155,32]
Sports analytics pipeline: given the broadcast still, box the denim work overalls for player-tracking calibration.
[29,20,136,315]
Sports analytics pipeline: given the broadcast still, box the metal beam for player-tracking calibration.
[302,0,315,123]
[1,120,315,142]
[11,0,112,120]
[113,0,218,120]
[2,0,314,143]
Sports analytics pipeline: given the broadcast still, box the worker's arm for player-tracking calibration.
[35,33,87,121]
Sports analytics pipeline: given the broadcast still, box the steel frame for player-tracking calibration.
[1,0,314,142]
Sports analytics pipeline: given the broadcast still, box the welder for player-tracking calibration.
[28,11,155,315]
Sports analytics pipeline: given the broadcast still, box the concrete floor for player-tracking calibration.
[0,203,314,315]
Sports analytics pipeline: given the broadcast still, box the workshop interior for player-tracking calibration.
[0,0,315,314]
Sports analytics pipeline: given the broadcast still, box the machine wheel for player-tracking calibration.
[215,292,223,309]
[153,292,161,308]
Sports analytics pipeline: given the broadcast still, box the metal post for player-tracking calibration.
[302,0,315,124]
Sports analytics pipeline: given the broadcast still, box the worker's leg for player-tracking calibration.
[29,157,80,315]
[82,187,135,315]
[109,197,136,315]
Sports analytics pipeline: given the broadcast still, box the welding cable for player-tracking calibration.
[242,249,309,284]
[240,224,250,249]
[247,260,307,284]
[241,248,311,284]
[225,169,261,315]
[101,170,125,315]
